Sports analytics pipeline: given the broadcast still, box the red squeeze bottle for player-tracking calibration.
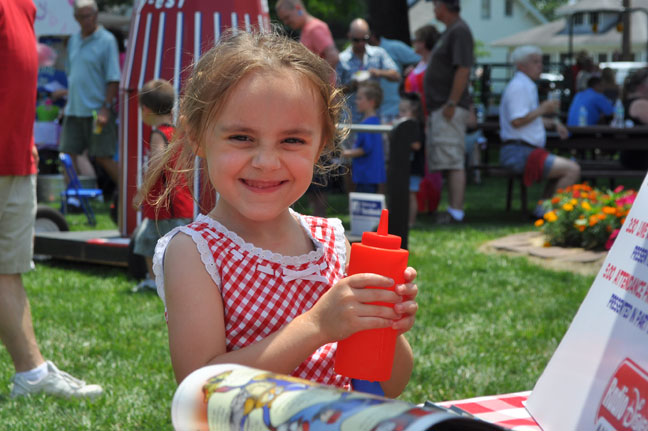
[334,209,409,382]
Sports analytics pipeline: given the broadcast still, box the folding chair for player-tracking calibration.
[59,153,103,226]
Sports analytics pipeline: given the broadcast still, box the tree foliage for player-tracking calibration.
[529,0,570,21]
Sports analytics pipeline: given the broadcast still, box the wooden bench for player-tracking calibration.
[473,160,646,216]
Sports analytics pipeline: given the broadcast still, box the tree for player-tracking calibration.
[529,0,570,21]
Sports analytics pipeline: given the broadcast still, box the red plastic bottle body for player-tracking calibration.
[334,210,408,382]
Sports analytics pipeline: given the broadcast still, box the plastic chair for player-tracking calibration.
[59,153,103,226]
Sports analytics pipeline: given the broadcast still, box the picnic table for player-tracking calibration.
[475,122,648,214]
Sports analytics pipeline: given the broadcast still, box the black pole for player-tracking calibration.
[366,0,411,44]
[622,0,632,60]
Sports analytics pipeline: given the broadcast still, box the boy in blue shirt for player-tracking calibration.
[343,81,386,193]
[567,76,614,126]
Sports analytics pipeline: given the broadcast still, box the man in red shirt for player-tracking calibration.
[0,0,102,399]
[275,0,339,69]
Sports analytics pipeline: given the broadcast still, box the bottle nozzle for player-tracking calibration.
[377,209,389,235]
[361,209,401,249]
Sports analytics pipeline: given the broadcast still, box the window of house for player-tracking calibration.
[574,13,584,25]
[542,54,551,65]
[505,0,513,16]
[481,0,491,19]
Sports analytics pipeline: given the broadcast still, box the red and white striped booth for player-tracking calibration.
[118,0,270,236]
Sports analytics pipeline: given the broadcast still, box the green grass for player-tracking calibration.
[3,176,637,429]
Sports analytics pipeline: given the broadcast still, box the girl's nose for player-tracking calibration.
[251,146,281,170]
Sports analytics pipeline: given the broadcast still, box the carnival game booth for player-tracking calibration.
[34,0,270,267]
[119,0,270,236]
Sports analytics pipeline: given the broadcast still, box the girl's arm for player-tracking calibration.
[164,233,406,384]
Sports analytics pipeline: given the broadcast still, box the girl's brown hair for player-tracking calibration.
[136,28,347,211]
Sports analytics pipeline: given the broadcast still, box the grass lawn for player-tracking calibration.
[2,175,638,430]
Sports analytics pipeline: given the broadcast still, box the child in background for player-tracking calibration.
[393,92,425,227]
[141,31,418,397]
[343,81,386,193]
[131,79,193,292]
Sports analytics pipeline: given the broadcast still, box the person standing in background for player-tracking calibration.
[404,24,440,117]
[367,22,420,124]
[336,18,400,125]
[424,0,473,224]
[275,0,339,69]
[59,0,121,190]
[0,0,103,399]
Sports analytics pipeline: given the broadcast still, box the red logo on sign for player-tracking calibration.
[596,358,648,431]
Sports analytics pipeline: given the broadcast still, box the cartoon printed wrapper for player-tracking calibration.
[171,364,505,431]
[596,358,648,431]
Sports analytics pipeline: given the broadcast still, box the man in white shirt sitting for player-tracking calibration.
[499,45,580,218]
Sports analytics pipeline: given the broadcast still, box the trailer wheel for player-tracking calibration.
[128,239,148,280]
[35,205,69,233]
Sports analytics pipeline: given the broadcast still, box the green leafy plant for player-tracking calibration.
[535,183,636,250]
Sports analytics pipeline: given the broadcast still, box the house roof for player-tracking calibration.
[491,2,648,48]
[556,0,627,15]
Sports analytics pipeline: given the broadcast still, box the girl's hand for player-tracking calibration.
[305,273,403,344]
[392,267,418,335]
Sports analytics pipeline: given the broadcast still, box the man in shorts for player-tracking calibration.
[59,0,121,188]
[0,0,102,399]
[499,46,580,218]
[424,0,473,223]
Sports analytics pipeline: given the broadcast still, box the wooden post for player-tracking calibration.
[366,0,411,44]
[386,121,412,250]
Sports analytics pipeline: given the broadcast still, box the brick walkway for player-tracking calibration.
[481,231,607,276]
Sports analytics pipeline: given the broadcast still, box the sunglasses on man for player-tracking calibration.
[351,35,370,43]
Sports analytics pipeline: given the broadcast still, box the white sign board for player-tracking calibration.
[35,0,80,36]
[349,192,385,236]
[527,174,648,431]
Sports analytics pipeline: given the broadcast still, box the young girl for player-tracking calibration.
[143,30,419,398]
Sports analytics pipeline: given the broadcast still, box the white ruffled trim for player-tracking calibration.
[326,217,348,270]
[152,224,221,306]
[193,212,325,266]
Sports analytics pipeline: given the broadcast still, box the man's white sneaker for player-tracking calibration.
[10,361,103,400]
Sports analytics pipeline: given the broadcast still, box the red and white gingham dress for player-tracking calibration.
[153,210,351,389]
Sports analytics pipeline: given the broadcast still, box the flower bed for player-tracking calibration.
[534,184,637,250]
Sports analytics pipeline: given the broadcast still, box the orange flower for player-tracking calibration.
[577,225,586,232]
[589,216,599,226]
[602,206,617,215]
[544,211,558,222]
[534,219,544,227]
[581,201,592,211]
[597,213,607,220]
[563,203,574,211]
[551,197,560,204]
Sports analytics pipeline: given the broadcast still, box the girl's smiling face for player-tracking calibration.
[200,69,324,226]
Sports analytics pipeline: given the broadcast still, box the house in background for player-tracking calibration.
[491,0,648,65]
[407,0,547,63]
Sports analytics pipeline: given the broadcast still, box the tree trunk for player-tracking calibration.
[366,0,412,44]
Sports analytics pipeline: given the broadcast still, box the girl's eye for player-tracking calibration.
[230,135,251,142]
[283,137,306,145]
